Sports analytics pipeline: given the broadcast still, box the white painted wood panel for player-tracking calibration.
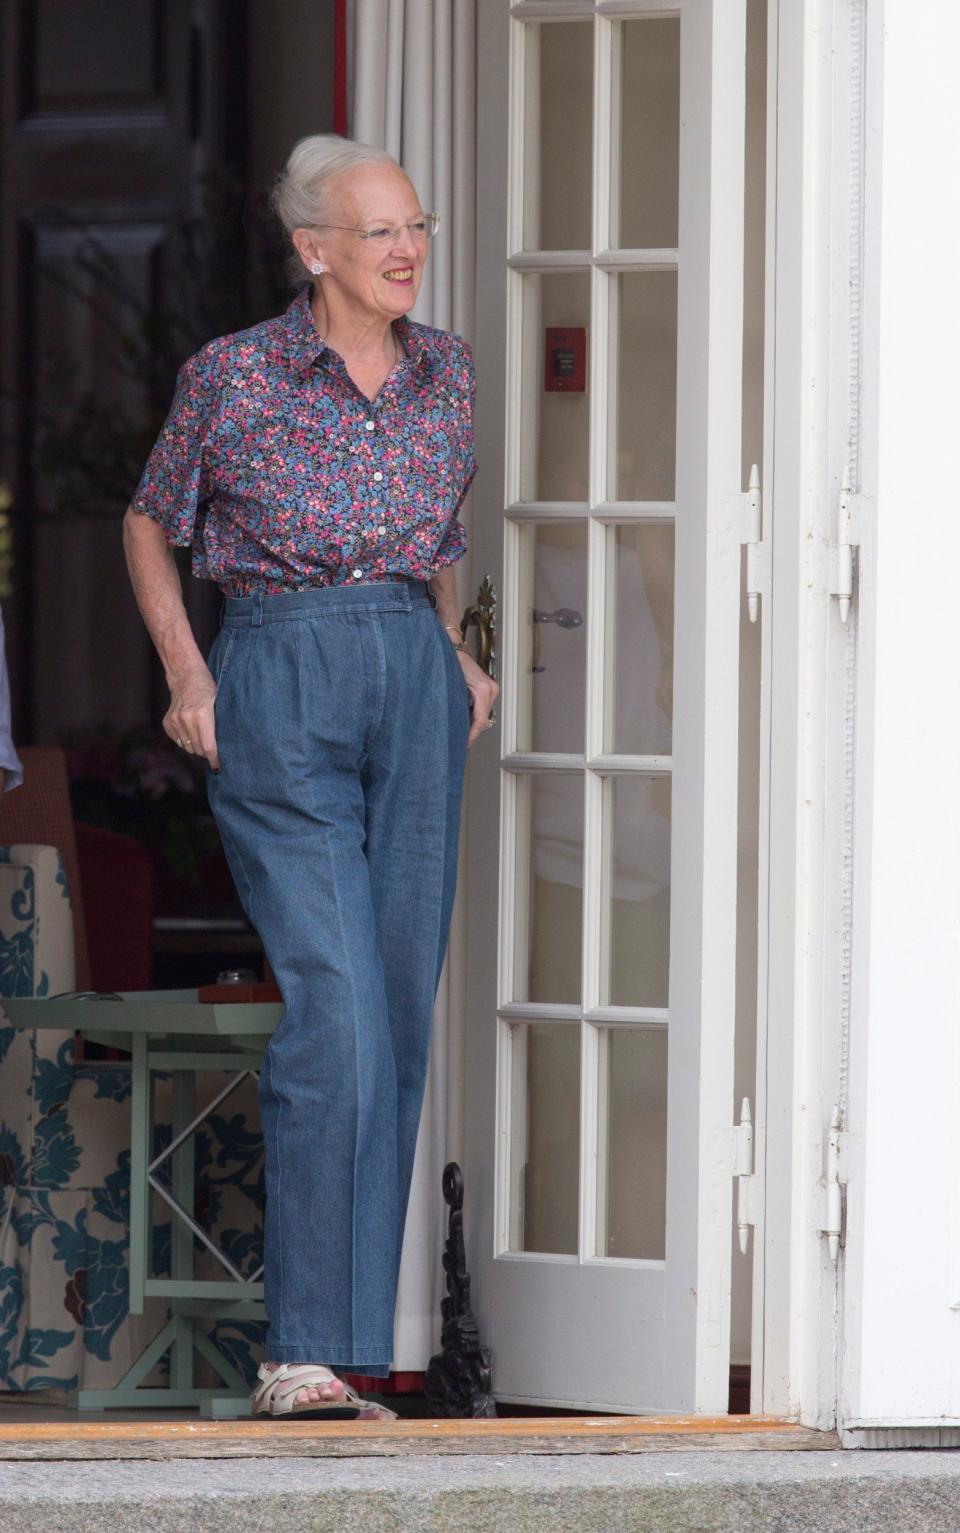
[842,0,960,1431]
[465,0,749,1413]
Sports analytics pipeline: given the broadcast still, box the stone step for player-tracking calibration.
[4,1450,960,1532]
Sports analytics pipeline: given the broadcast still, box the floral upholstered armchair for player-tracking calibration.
[0,751,267,1396]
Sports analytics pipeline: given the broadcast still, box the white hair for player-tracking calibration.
[270,133,399,288]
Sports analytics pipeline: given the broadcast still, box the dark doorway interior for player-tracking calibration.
[0,0,336,969]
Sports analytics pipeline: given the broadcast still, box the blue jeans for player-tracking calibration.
[206,578,470,1374]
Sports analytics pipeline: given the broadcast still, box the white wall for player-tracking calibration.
[843,0,960,1428]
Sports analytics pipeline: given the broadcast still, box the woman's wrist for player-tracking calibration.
[443,623,466,651]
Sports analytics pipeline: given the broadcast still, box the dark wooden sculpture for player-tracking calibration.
[423,1161,497,1417]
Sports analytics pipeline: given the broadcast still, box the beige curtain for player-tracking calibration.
[349,0,476,1375]
[351,0,476,337]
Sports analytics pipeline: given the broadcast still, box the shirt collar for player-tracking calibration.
[282,282,436,376]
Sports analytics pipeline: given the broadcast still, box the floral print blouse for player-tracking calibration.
[128,282,477,596]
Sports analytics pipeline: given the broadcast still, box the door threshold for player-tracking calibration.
[0,1415,837,1461]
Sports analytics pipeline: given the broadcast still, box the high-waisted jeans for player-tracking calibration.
[206,577,470,1373]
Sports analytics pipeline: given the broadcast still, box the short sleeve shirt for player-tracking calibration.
[128,283,477,597]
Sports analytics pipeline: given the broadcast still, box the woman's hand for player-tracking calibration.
[123,511,221,770]
[459,649,500,749]
[426,568,499,748]
[163,664,220,772]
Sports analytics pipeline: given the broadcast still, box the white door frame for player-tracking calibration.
[839,0,960,1442]
[462,0,862,1427]
[754,0,867,1427]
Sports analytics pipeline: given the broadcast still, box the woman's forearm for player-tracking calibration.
[123,509,220,767]
[428,564,462,640]
[122,510,209,684]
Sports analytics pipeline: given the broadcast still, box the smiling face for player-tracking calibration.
[293,161,429,325]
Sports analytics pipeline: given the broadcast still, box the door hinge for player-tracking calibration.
[818,1105,849,1261]
[732,1097,755,1254]
[830,466,875,623]
[723,463,768,622]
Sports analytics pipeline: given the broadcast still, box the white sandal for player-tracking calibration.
[338,1379,399,1422]
[251,1362,362,1420]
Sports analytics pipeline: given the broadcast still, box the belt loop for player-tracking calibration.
[253,592,264,628]
[427,584,438,610]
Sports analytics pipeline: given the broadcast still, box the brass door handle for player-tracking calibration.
[459,574,497,722]
[459,574,497,674]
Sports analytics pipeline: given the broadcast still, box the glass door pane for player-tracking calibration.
[603,774,672,1008]
[613,18,681,249]
[508,1021,581,1254]
[608,270,678,502]
[523,21,593,251]
[595,1026,668,1259]
[519,271,591,502]
[514,771,584,1006]
[605,522,675,755]
[516,520,588,755]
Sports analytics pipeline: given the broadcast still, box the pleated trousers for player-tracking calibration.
[206,576,469,1372]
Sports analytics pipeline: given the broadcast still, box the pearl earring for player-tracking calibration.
[310,262,325,274]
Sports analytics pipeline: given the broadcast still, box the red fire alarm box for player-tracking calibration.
[545,326,587,392]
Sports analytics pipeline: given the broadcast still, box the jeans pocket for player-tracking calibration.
[208,627,237,690]
[443,631,472,715]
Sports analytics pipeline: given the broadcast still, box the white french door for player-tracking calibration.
[463,0,750,1413]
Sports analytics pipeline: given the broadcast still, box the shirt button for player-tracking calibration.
[372,471,383,481]
[352,568,363,579]
[377,525,387,535]
[365,420,375,431]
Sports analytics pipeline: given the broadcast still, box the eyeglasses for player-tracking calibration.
[312,212,440,243]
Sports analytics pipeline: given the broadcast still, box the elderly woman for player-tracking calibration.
[122,133,498,1421]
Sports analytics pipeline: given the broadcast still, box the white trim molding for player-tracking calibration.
[757,0,868,1428]
[840,0,960,1435]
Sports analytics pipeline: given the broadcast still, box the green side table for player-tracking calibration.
[5,988,283,1416]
